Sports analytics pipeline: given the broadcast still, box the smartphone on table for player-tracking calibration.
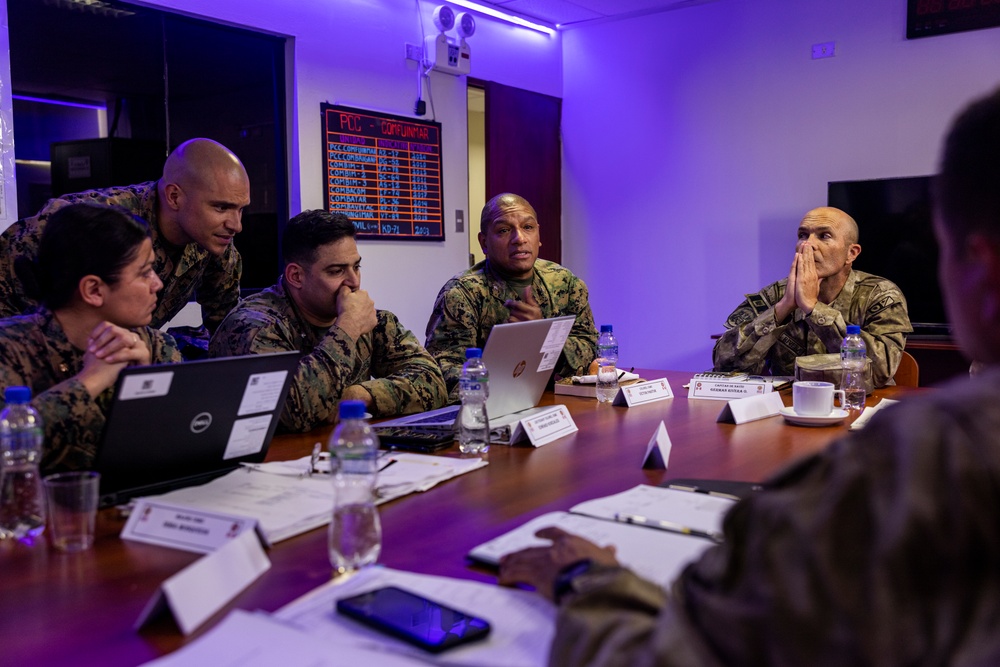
[336,585,491,653]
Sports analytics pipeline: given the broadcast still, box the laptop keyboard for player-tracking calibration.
[402,405,460,425]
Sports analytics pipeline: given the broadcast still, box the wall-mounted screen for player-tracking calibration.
[322,103,444,241]
[907,0,1000,39]
[828,176,948,336]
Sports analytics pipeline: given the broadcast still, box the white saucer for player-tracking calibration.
[779,407,850,427]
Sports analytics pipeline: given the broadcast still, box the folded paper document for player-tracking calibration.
[146,453,486,544]
[469,485,735,587]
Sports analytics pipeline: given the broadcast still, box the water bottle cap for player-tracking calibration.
[3,386,31,404]
[465,348,482,359]
[338,400,366,420]
[846,324,861,335]
[600,324,613,333]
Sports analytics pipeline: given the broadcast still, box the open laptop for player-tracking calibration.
[94,351,300,507]
[375,315,575,444]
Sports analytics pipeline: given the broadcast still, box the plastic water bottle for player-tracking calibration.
[327,400,381,575]
[458,348,490,456]
[840,325,867,410]
[596,325,620,403]
[0,386,46,544]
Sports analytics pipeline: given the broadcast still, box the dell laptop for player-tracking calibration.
[94,351,300,506]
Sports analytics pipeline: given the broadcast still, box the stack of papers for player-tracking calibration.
[148,453,487,544]
[274,566,556,667]
[144,566,557,667]
[469,485,735,587]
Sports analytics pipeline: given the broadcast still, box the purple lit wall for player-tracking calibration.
[561,0,1000,372]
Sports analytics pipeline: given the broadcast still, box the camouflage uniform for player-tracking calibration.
[0,182,241,334]
[209,280,447,432]
[424,258,598,396]
[712,270,912,387]
[0,309,182,474]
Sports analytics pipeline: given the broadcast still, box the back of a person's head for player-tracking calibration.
[282,209,356,266]
[21,203,150,310]
[937,86,1000,242]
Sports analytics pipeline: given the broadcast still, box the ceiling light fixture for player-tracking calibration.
[444,0,556,36]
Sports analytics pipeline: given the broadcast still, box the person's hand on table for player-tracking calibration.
[498,526,619,601]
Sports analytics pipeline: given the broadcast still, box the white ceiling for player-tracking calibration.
[481,0,717,29]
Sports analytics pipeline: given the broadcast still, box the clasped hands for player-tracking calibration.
[79,321,151,397]
[774,243,821,324]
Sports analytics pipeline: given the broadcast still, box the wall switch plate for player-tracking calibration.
[456,210,465,233]
[405,43,423,62]
[811,42,835,59]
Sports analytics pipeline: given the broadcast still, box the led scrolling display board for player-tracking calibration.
[907,0,1000,38]
[322,103,444,240]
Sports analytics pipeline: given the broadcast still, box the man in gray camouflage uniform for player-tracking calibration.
[712,206,912,387]
[210,210,446,432]
[0,138,250,335]
[425,193,598,396]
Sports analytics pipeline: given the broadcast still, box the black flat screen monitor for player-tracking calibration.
[828,176,948,336]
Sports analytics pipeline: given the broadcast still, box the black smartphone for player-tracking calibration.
[336,586,491,653]
[373,427,455,453]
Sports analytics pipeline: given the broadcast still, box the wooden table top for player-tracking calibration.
[0,370,912,665]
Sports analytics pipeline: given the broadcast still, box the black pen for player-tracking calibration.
[667,484,742,502]
[378,458,398,472]
[614,512,723,543]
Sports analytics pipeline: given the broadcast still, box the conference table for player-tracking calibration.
[1,370,913,665]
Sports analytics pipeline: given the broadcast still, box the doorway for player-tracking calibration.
[467,79,562,266]
[6,0,287,290]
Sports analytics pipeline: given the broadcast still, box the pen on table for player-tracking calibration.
[614,512,723,543]
[378,458,398,472]
[667,484,742,502]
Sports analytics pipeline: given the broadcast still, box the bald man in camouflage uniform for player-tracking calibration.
[210,210,446,432]
[0,138,250,334]
[713,207,911,388]
[425,193,598,396]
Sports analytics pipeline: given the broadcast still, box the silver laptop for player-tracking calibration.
[376,315,575,441]
[95,351,300,506]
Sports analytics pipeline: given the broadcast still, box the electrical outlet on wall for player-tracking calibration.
[811,42,836,59]
[405,43,424,61]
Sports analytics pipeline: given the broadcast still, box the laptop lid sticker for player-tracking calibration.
[237,371,290,416]
[538,317,573,373]
[119,371,174,400]
[224,415,274,459]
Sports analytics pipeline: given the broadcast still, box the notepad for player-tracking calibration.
[468,485,736,587]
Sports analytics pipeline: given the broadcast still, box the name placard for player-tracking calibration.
[521,405,578,447]
[135,530,271,635]
[689,379,773,401]
[614,378,674,407]
[122,499,266,554]
[717,391,785,425]
[642,421,672,469]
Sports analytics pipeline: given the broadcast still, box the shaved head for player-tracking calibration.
[162,138,247,191]
[802,207,859,244]
[481,193,537,232]
[157,138,251,255]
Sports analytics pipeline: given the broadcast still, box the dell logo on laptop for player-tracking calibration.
[190,412,213,433]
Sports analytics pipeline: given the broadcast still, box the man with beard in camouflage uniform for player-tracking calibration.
[712,206,912,387]
[425,193,598,397]
[210,210,446,432]
[0,138,250,337]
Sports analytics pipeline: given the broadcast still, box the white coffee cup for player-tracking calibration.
[792,381,845,417]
